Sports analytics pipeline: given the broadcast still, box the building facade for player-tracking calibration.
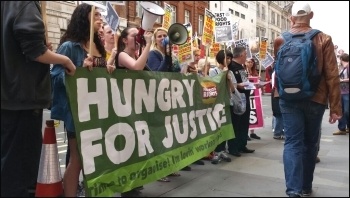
[114,1,209,36]
[45,1,292,53]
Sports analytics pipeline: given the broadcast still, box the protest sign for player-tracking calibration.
[255,52,274,69]
[232,21,239,38]
[248,77,264,129]
[178,23,194,65]
[249,37,260,54]
[65,68,235,196]
[162,3,172,29]
[214,12,234,43]
[210,43,220,59]
[202,8,215,46]
[234,38,252,59]
[258,37,268,60]
[105,1,120,32]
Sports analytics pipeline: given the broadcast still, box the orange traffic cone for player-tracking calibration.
[35,120,63,197]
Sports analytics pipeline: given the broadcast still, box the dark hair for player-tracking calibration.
[116,27,133,54]
[246,58,258,76]
[216,49,233,65]
[59,3,105,58]
[340,53,349,62]
[232,46,246,58]
[114,27,134,67]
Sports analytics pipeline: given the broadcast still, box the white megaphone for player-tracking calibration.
[140,1,165,31]
[135,2,165,46]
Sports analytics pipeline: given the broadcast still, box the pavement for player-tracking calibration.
[48,94,349,197]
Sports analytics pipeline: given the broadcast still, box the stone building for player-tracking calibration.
[45,1,78,51]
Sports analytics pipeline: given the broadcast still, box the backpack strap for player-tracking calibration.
[304,29,321,40]
[282,29,321,42]
[282,32,293,43]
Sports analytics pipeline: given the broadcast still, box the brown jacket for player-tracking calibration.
[274,27,342,116]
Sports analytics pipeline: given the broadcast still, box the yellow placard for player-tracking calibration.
[201,8,215,46]
[209,43,220,59]
[162,3,172,29]
[178,23,193,64]
[259,37,268,60]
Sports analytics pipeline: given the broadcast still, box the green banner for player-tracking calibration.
[65,68,234,197]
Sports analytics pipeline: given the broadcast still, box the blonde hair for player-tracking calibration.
[151,27,168,51]
[197,58,206,71]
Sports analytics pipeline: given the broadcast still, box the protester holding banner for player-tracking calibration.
[186,48,201,74]
[209,50,236,163]
[197,58,211,77]
[50,4,107,196]
[113,26,153,197]
[145,27,182,182]
[228,46,255,154]
[244,58,262,140]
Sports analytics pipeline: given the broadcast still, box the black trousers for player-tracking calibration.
[1,109,43,196]
[228,99,251,152]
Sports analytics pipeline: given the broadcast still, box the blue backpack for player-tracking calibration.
[275,29,321,101]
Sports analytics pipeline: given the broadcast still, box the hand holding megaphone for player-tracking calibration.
[143,31,153,45]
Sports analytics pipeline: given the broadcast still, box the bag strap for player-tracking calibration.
[304,29,321,40]
[282,29,321,42]
[339,67,347,77]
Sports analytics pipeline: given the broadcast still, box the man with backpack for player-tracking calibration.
[273,2,342,197]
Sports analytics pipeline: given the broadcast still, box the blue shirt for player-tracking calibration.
[51,41,86,132]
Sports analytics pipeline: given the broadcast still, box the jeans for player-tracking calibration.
[274,114,284,136]
[279,100,325,196]
[338,94,349,131]
[1,109,43,196]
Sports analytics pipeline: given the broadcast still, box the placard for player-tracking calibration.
[105,1,120,32]
[214,12,234,43]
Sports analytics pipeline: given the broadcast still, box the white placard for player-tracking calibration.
[214,12,234,43]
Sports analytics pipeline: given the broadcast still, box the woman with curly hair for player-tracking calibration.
[50,3,111,196]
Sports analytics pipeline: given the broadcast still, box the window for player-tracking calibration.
[281,16,286,30]
[185,10,190,24]
[240,29,244,39]
[235,11,239,17]
[229,8,233,14]
[261,28,266,37]
[256,3,260,18]
[136,1,142,17]
[241,14,245,19]
[271,11,275,25]
[271,31,275,41]
[277,14,280,27]
[171,5,177,24]
[215,3,217,8]
[198,15,204,35]
[233,1,248,9]
[262,6,265,20]
[256,27,260,37]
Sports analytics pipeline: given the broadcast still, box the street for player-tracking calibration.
[41,94,349,197]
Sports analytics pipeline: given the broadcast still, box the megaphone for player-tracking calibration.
[162,23,189,46]
[135,2,165,46]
